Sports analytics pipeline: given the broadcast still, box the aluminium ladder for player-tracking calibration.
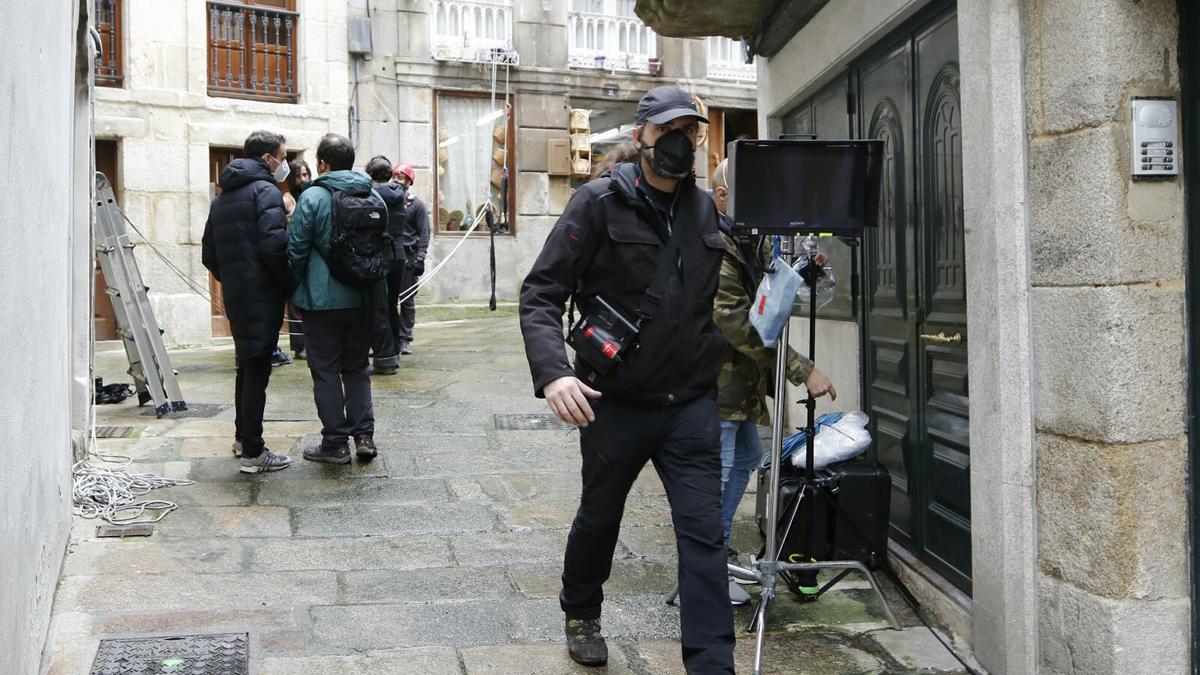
[94,172,187,417]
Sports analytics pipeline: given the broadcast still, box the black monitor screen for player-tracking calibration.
[728,139,883,234]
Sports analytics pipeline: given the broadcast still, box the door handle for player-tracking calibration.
[919,331,962,345]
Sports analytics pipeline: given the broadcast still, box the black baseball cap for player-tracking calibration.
[635,86,708,126]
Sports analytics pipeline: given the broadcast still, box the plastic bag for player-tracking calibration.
[792,236,836,311]
[790,410,872,471]
[749,251,803,348]
[761,411,872,471]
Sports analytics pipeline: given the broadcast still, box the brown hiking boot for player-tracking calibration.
[354,434,377,461]
[565,618,607,667]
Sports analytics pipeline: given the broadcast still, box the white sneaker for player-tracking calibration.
[728,577,752,606]
[238,449,292,474]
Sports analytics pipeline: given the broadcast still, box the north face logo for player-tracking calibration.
[369,212,381,219]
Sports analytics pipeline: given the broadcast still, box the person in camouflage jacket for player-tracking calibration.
[709,159,837,604]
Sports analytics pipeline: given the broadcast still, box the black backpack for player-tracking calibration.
[325,186,395,287]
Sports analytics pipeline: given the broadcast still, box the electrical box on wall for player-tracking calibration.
[547,138,571,176]
[348,17,373,57]
[1131,96,1179,179]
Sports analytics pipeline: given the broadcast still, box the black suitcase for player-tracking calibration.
[827,461,891,568]
[754,460,891,569]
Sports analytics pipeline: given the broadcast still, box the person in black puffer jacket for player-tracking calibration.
[201,130,294,474]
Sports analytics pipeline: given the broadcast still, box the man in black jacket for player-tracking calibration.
[366,155,406,375]
[202,130,294,474]
[519,86,734,673]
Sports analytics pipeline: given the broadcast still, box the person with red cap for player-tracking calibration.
[390,163,430,355]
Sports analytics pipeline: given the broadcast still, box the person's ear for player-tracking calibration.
[715,186,728,201]
[632,126,642,149]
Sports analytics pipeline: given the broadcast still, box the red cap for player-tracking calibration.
[393,163,415,184]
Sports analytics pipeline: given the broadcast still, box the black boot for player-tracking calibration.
[303,442,351,465]
[354,434,378,461]
[565,618,607,667]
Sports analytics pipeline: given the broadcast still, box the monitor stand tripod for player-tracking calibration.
[667,233,903,675]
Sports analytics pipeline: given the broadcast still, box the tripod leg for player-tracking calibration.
[752,593,770,675]
[854,562,902,630]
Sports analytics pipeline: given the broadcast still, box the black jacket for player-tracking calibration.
[201,158,291,360]
[402,195,431,263]
[519,162,727,405]
[374,181,409,265]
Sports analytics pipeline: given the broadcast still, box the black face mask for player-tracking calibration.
[642,128,695,179]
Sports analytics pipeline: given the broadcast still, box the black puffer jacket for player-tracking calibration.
[201,158,291,360]
[519,162,727,406]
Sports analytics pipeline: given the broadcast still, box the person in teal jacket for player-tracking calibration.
[288,133,387,465]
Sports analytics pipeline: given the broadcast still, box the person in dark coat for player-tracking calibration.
[365,155,405,375]
[202,130,294,474]
[519,86,734,672]
[392,163,430,355]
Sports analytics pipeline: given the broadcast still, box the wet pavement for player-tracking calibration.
[44,312,974,674]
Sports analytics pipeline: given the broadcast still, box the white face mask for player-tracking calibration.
[272,156,291,183]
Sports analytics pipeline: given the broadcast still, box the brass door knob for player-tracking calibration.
[919,331,962,344]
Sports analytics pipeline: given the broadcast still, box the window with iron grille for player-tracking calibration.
[207,0,299,103]
[95,0,123,86]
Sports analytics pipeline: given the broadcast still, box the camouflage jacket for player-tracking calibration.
[713,225,814,425]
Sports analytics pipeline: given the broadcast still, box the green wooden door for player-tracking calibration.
[858,6,971,593]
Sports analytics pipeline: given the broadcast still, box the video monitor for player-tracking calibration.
[727,139,884,234]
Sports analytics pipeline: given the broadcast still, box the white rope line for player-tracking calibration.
[396,204,488,306]
[112,196,487,317]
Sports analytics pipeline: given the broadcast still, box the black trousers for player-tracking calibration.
[373,266,406,362]
[234,352,273,457]
[303,308,375,447]
[562,395,735,674]
[398,260,418,343]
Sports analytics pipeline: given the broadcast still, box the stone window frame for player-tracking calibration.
[432,89,518,237]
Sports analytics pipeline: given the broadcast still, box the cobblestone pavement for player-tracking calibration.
[45,313,974,674]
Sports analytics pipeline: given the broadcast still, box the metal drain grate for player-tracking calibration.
[494,413,573,431]
[95,426,136,439]
[140,403,228,419]
[91,632,249,675]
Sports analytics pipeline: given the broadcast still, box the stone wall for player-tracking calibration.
[95,0,351,346]
[0,1,87,673]
[1022,0,1191,671]
[957,1,1039,671]
[350,0,758,306]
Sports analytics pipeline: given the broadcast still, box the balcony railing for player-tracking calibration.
[95,0,123,86]
[568,9,658,74]
[207,1,299,103]
[706,36,755,83]
[429,0,518,65]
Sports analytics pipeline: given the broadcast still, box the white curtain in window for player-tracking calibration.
[437,95,503,231]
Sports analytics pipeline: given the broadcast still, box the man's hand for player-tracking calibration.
[804,367,837,401]
[544,376,602,427]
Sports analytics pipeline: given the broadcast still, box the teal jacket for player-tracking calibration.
[288,170,387,311]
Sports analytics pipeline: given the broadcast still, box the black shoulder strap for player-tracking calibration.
[632,224,680,327]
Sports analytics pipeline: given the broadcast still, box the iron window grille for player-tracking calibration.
[207,0,299,103]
